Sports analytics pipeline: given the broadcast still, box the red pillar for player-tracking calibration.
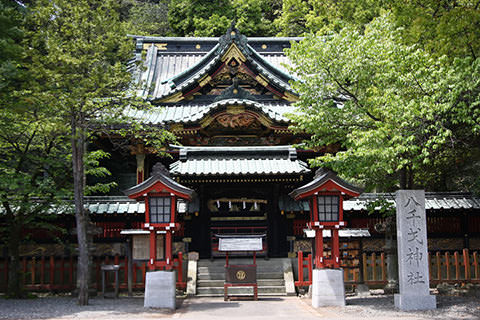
[315,229,324,268]
[149,230,156,271]
[165,231,172,270]
[332,229,340,268]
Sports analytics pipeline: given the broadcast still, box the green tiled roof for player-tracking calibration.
[124,99,294,125]
[170,145,310,177]
[79,192,480,215]
[170,157,310,176]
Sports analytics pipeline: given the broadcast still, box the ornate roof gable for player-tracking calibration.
[289,169,364,200]
[136,23,299,104]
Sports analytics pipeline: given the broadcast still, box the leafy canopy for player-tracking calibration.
[286,14,480,191]
[168,0,281,37]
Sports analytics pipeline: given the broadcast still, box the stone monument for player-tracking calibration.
[311,269,346,307]
[144,270,176,309]
[394,190,436,311]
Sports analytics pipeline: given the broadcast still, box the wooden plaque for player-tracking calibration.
[132,234,164,260]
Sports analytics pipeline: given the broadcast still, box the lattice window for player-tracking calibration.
[149,197,171,223]
[317,196,339,222]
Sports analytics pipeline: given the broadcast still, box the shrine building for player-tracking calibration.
[2,26,480,295]
[85,26,480,261]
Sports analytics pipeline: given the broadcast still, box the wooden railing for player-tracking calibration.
[2,249,479,292]
[0,253,186,292]
[295,249,480,287]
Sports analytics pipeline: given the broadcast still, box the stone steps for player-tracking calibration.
[194,258,293,297]
[198,272,284,280]
[197,279,285,287]
[196,285,286,297]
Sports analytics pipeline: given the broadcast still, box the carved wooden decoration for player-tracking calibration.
[216,113,256,128]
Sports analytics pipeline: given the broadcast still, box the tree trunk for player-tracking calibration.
[399,168,407,189]
[7,219,23,298]
[71,116,89,306]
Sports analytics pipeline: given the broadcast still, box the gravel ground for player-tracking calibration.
[0,294,479,320]
[0,295,175,320]
[334,294,480,320]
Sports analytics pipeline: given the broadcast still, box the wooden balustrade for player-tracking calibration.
[294,249,480,287]
[1,249,479,293]
[0,253,186,292]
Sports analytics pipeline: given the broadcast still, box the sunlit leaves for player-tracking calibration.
[287,14,480,192]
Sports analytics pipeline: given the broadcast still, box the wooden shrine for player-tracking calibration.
[125,163,193,270]
[290,169,363,268]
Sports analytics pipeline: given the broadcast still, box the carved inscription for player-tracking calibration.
[395,190,431,296]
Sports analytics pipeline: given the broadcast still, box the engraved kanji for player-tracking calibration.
[404,196,420,208]
[407,227,424,245]
[406,209,422,227]
[406,247,423,266]
[407,271,425,285]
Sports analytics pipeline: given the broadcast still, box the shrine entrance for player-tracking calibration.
[208,197,268,257]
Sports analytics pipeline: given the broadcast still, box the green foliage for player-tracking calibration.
[390,0,480,59]
[274,0,384,36]
[22,0,176,304]
[286,14,480,192]
[0,0,24,102]
[120,0,171,36]
[365,197,396,217]
[0,0,72,298]
[168,0,280,36]
[84,150,117,195]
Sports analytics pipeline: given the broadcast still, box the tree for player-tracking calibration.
[389,0,480,60]
[23,0,177,305]
[120,0,171,36]
[0,98,71,298]
[274,0,385,36]
[168,0,280,37]
[286,14,480,192]
[0,0,72,298]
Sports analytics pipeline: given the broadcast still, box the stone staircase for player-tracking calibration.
[194,258,294,297]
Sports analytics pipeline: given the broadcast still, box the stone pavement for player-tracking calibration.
[1,294,479,320]
[173,296,439,320]
[175,296,322,320]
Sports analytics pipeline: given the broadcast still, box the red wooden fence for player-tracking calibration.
[0,253,186,292]
[2,249,479,293]
[295,249,480,287]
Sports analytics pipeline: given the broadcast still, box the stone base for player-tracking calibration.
[144,270,176,309]
[312,269,346,307]
[394,293,436,311]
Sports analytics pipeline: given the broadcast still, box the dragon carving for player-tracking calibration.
[216,113,256,128]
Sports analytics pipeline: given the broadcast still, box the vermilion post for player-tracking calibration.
[165,231,172,270]
[149,230,156,271]
[315,229,324,268]
[332,229,340,268]
[298,251,304,284]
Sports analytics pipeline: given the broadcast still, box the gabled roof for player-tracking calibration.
[124,163,193,200]
[289,168,363,200]
[132,25,300,102]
